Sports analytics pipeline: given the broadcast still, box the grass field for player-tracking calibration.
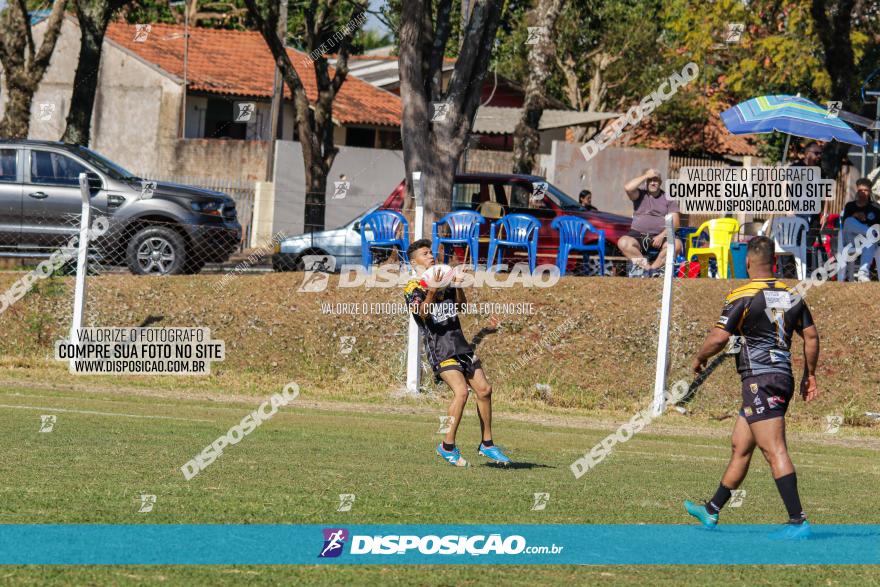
[1,379,878,585]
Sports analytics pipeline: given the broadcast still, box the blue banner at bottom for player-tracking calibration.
[0,524,878,565]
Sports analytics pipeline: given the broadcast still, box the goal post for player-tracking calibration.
[652,213,677,416]
[405,171,424,395]
[70,173,92,346]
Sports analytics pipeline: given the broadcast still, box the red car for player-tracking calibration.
[381,173,632,272]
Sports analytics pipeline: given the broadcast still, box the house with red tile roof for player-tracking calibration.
[8,18,403,178]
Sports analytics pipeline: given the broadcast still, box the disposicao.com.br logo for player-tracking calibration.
[318,529,563,558]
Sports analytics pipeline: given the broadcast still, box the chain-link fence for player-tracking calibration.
[0,205,244,277]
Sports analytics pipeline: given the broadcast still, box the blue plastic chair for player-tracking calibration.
[487,213,541,273]
[551,216,606,276]
[431,210,485,270]
[360,210,409,270]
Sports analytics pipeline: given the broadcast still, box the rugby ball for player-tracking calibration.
[420,264,456,289]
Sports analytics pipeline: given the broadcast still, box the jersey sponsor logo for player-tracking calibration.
[756,407,765,414]
[718,316,729,325]
[767,395,786,409]
[743,407,753,416]
[763,290,792,309]
[749,383,759,394]
[430,301,458,323]
[769,349,790,363]
[753,396,762,406]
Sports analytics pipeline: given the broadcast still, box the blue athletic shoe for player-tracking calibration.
[436,443,468,467]
[769,519,811,540]
[684,500,718,529]
[477,443,511,465]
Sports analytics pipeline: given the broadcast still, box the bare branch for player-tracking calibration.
[33,0,68,74]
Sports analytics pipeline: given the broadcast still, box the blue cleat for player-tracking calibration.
[477,443,511,465]
[684,500,718,529]
[436,443,468,467]
[769,519,811,540]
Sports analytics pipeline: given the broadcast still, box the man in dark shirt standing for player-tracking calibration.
[619,169,681,276]
[683,236,820,540]
[841,178,880,281]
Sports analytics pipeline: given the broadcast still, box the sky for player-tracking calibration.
[364,0,391,35]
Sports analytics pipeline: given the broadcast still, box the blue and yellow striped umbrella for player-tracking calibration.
[721,95,866,146]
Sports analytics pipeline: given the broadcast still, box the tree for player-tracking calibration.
[0,0,67,138]
[61,0,132,146]
[661,0,877,163]
[244,0,366,232]
[510,0,562,174]
[811,0,859,178]
[496,0,663,144]
[398,0,503,233]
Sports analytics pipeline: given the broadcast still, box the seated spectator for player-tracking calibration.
[618,169,681,276]
[579,190,598,211]
[841,177,880,282]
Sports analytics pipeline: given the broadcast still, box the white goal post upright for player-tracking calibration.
[652,213,677,416]
[70,173,92,345]
[405,171,425,395]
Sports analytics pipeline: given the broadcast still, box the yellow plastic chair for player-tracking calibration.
[686,218,741,279]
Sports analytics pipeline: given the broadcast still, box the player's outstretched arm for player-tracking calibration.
[692,327,730,375]
[800,325,820,402]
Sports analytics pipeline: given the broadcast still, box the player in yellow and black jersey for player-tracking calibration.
[684,236,820,539]
[404,239,510,467]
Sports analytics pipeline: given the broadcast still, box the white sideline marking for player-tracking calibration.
[0,404,211,423]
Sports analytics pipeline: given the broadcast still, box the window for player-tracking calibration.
[204,99,246,140]
[376,130,401,149]
[345,127,376,148]
[452,183,483,209]
[0,149,17,183]
[30,151,89,186]
[506,181,536,209]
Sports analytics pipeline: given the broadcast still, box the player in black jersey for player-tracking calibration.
[684,236,820,539]
[404,239,510,467]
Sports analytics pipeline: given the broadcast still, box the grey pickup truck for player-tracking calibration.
[0,140,241,275]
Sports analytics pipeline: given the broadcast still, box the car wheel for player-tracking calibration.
[125,226,187,275]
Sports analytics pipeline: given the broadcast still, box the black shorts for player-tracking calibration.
[624,230,662,255]
[433,352,482,383]
[740,373,794,423]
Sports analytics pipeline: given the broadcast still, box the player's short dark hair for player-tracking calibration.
[407,238,432,259]
[747,235,775,266]
[803,140,820,151]
[856,177,872,189]
[579,190,592,199]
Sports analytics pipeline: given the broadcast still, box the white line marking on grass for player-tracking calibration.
[0,404,212,423]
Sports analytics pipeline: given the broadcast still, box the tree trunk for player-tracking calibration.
[304,166,327,233]
[511,0,562,175]
[399,0,502,236]
[0,75,35,138]
[810,0,857,180]
[0,0,67,139]
[243,0,361,233]
[61,12,107,145]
